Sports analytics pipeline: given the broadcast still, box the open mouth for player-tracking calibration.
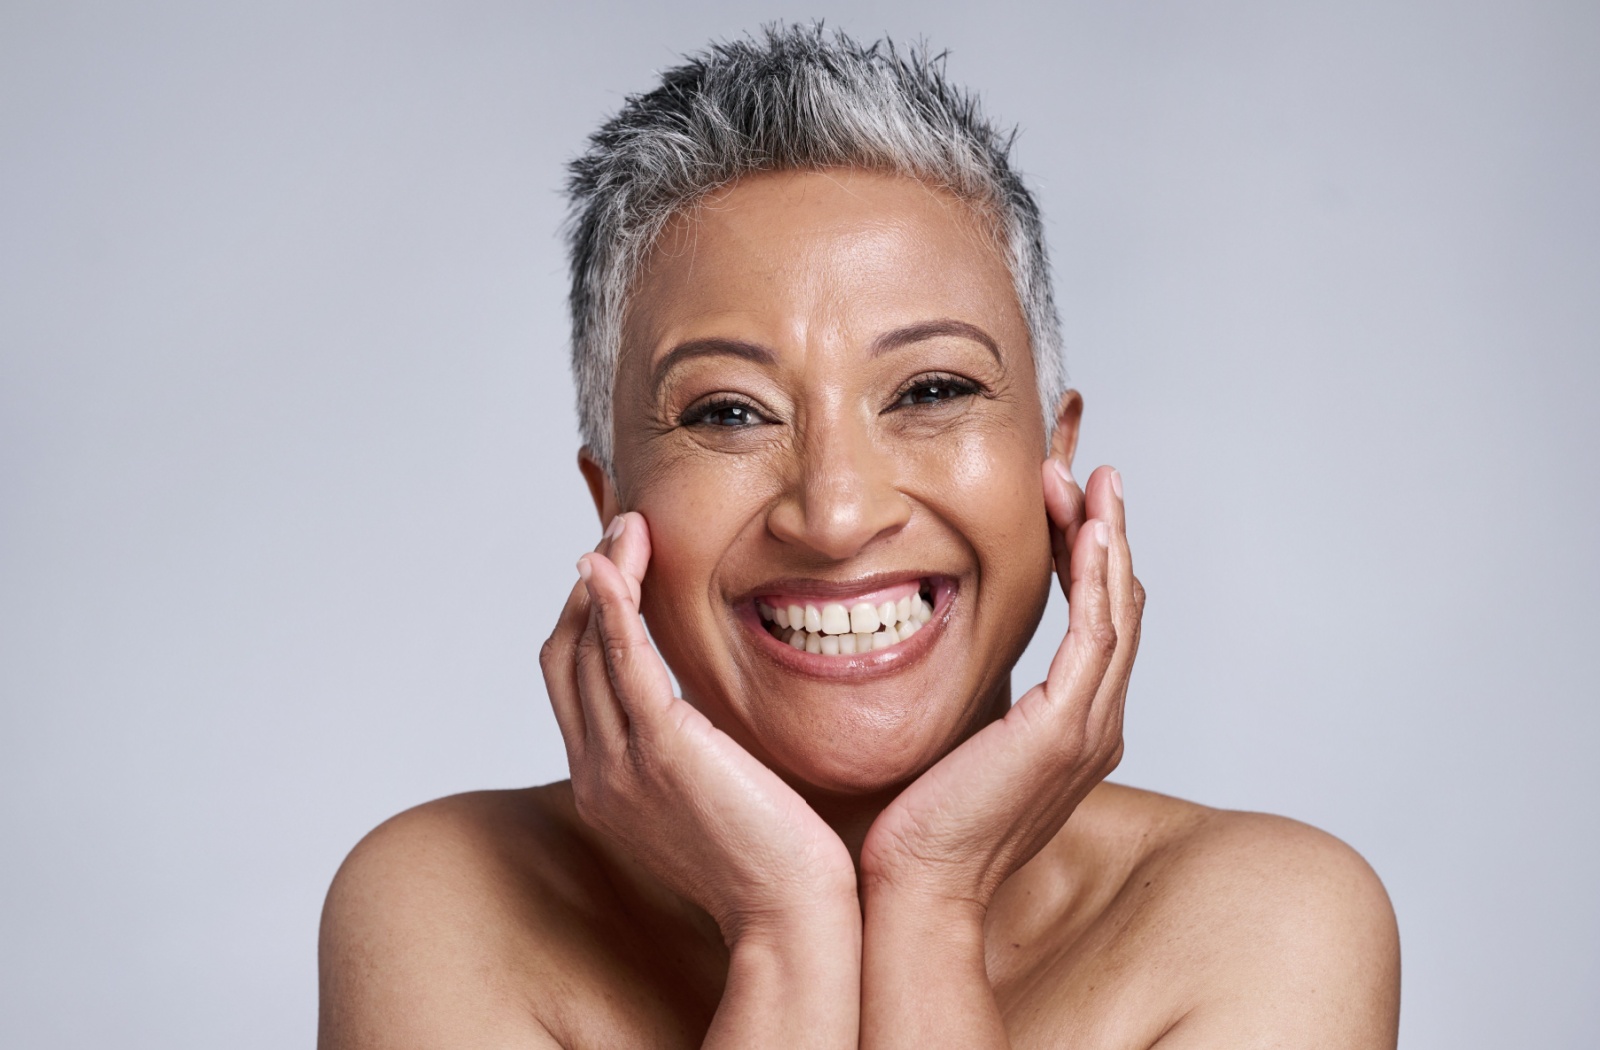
[754,579,939,657]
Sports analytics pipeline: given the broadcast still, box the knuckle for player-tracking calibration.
[604,636,642,672]
[1055,731,1088,767]
[573,627,602,662]
[570,772,605,824]
[1010,692,1054,735]
[572,770,630,835]
[1104,737,1126,773]
[622,734,668,784]
[1089,622,1119,659]
[1125,618,1144,654]
[1132,577,1147,613]
[538,634,562,671]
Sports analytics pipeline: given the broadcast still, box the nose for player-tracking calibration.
[765,410,910,560]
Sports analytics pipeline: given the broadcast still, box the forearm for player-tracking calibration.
[860,890,1008,1049]
[704,904,862,1049]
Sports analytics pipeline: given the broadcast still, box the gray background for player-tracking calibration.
[2,1,1595,1046]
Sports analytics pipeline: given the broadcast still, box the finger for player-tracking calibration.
[539,517,629,754]
[1042,459,1086,596]
[1082,466,1124,535]
[1044,516,1117,714]
[1102,470,1135,633]
[580,550,675,723]
[1093,472,1143,733]
[1084,469,1132,624]
[606,512,651,609]
[572,513,651,746]
[540,569,595,759]
[574,558,633,746]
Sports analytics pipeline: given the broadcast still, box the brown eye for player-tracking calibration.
[683,399,770,428]
[893,376,979,408]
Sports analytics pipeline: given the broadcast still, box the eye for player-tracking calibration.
[891,373,981,409]
[681,398,771,428]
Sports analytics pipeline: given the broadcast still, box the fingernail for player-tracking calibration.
[1052,459,1075,487]
[1094,521,1110,549]
[1110,469,1123,500]
[576,555,593,581]
[604,515,625,542]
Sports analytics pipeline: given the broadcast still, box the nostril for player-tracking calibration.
[767,488,911,561]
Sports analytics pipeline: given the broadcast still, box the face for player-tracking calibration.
[596,169,1066,798]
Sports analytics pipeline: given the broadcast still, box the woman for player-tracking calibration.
[319,27,1399,1048]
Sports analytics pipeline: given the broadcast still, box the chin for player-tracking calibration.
[764,702,975,797]
[721,657,1015,801]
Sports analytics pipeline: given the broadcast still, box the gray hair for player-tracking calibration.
[564,24,1065,470]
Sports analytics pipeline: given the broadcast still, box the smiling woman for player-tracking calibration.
[316,26,1399,1049]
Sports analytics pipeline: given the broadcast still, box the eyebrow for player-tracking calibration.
[650,338,776,391]
[649,318,1002,390]
[871,319,1002,364]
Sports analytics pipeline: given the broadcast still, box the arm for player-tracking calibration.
[859,462,1140,1048]
[860,892,1006,1047]
[556,514,861,1048]
[706,911,861,1049]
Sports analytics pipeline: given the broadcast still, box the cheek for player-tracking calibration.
[939,428,1055,674]
[621,454,770,643]
[923,424,1052,570]
[628,490,725,699]
[631,492,721,622]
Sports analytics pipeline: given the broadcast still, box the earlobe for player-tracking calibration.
[577,448,621,526]
[1049,389,1084,469]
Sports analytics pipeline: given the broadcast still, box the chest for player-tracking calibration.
[537,914,1184,1050]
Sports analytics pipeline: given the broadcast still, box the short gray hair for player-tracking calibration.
[564,24,1065,470]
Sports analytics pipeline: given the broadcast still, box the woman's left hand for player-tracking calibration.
[859,462,1143,912]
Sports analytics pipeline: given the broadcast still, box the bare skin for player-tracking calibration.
[318,171,1400,1048]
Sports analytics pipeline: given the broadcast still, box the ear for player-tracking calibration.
[577,448,621,526]
[1048,389,1084,469]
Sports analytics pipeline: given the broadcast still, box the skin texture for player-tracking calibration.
[318,171,1401,1048]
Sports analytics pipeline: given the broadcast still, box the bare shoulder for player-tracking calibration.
[317,785,597,1049]
[1076,784,1401,1048]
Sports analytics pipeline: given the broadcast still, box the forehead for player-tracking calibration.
[621,169,1025,356]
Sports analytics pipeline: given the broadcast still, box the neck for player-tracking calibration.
[805,785,901,871]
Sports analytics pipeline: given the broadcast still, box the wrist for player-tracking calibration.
[727,908,861,975]
[724,887,862,955]
[859,883,1004,1048]
[859,833,1003,920]
[863,881,988,950]
[713,894,862,1049]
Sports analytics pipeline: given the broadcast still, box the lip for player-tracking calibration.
[736,570,935,605]
[736,575,957,680]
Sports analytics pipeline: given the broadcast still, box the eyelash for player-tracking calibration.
[680,397,771,429]
[680,373,982,430]
[889,373,982,409]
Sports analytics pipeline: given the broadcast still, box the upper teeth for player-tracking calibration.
[757,591,935,655]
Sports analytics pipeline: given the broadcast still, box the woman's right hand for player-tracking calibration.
[539,511,859,946]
